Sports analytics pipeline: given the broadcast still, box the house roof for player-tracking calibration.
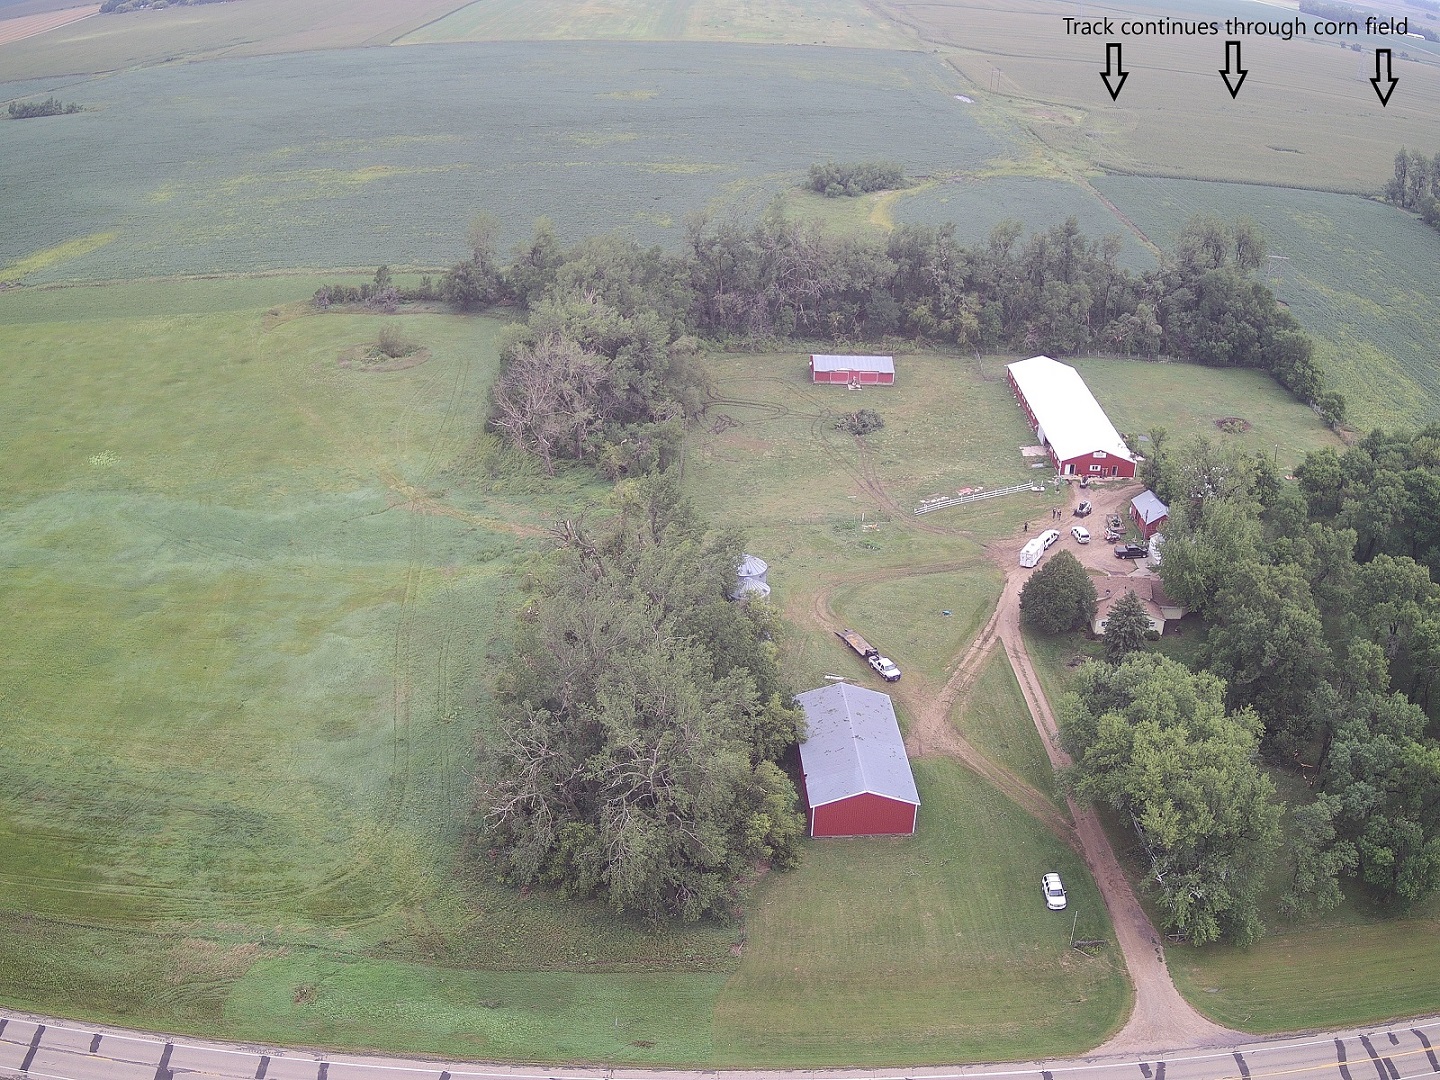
[812,354,895,374]
[796,683,919,809]
[1006,355,1134,465]
[1132,489,1169,525]
[1094,583,1166,630]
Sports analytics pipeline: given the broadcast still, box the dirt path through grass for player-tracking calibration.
[990,485,1240,1054]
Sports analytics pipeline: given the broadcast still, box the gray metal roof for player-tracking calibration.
[811,354,895,374]
[736,553,769,578]
[1132,489,1169,525]
[796,683,920,808]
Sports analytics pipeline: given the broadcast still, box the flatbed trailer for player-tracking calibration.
[836,628,877,657]
[836,628,901,681]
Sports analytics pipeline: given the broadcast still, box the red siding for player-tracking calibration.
[810,792,917,837]
[1131,504,1167,539]
[1059,452,1135,479]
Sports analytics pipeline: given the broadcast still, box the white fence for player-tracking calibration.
[914,482,1046,515]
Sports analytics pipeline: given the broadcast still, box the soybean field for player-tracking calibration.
[0,41,1008,284]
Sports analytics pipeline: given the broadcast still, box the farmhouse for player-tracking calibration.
[811,354,895,386]
[795,682,919,837]
[1092,576,1187,635]
[1130,489,1169,539]
[1006,355,1135,478]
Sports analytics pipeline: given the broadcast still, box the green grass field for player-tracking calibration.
[1092,178,1440,429]
[955,649,1062,806]
[0,277,753,1060]
[0,42,1005,284]
[1070,356,1346,467]
[711,760,1127,1065]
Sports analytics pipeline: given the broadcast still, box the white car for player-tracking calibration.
[1071,525,1090,544]
[1040,528,1061,549]
[1042,872,1067,910]
[867,653,901,682]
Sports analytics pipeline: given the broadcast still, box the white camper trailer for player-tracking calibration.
[1019,534,1047,568]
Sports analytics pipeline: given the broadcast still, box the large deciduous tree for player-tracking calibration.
[1060,654,1281,945]
[1020,550,1098,634]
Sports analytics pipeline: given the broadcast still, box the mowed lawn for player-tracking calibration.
[1071,356,1346,468]
[712,760,1128,1065]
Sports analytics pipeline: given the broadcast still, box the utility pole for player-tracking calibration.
[1070,908,1079,947]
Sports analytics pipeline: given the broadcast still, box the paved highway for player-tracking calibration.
[3,1010,1440,1080]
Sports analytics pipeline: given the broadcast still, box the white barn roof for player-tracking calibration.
[1007,356,1134,465]
[812,354,895,374]
[796,683,919,809]
[1132,489,1169,525]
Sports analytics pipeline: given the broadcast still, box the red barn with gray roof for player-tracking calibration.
[810,354,895,385]
[796,683,919,837]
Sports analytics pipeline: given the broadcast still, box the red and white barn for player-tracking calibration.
[810,354,895,386]
[1130,489,1169,539]
[795,683,919,837]
[1006,356,1135,479]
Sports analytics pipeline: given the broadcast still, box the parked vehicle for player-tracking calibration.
[1104,528,1124,543]
[836,629,902,682]
[867,653,902,681]
[1074,500,1093,517]
[1042,872,1067,910]
[1114,543,1148,560]
[1040,528,1061,548]
[1019,534,1047,568]
[1071,525,1090,544]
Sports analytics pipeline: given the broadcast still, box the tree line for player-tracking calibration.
[476,472,806,922]
[8,98,82,119]
[1383,147,1440,231]
[325,210,1344,476]
[1018,427,1440,942]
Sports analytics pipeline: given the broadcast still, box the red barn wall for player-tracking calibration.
[1131,505,1167,538]
[810,792,917,837]
[1059,451,1135,479]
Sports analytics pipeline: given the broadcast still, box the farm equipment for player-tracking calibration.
[836,629,902,682]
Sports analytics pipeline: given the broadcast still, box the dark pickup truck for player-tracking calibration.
[1114,543,1148,560]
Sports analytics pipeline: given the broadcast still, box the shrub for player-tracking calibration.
[376,323,417,359]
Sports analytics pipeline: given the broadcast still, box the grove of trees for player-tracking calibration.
[1061,654,1280,945]
[1383,146,1440,231]
[806,160,907,197]
[1143,429,1440,913]
[477,473,807,922]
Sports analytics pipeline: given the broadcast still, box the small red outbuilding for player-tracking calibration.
[796,683,919,837]
[1131,489,1170,539]
[810,354,895,385]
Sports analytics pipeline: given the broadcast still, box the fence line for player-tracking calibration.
[913,482,1046,515]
